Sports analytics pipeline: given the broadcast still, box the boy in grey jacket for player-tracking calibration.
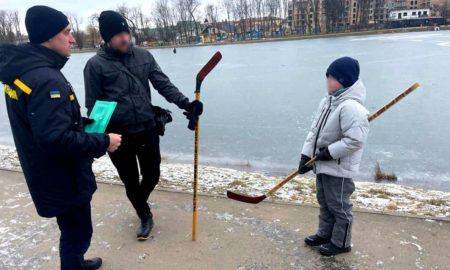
[299,57,370,256]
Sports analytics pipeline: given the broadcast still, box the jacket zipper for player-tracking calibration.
[122,61,139,125]
[312,96,333,157]
[315,107,327,128]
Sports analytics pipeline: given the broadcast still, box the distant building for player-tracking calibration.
[389,8,430,19]
[287,0,439,34]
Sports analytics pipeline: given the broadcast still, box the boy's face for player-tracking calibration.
[326,76,343,94]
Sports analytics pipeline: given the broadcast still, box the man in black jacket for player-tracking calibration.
[84,11,203,241]
[0,6,122,270]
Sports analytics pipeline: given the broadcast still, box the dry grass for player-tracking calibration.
[367,188,393,199]
[426,198,447,206]
[308,180,316,193]
[374,162,398,182]
[294,183,304,192]
[228,180,247,188]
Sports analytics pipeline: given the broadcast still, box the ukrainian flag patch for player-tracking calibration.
[50,90,61,99]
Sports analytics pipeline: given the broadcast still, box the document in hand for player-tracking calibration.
[84,101,117,134]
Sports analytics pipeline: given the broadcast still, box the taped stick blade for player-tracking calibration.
[197,52,222,82]
[226,191,267,204]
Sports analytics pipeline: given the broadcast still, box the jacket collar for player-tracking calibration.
[30,43,69,70]
[330,79,366,106]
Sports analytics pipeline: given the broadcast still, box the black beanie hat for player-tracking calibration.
[99,11,130,42]
[326,57,360,88]
[25,5,69,44]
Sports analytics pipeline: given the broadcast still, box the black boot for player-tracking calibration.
[82,257,102,270]
[304,234,330,246]
[319,242,351,256]
[137,211,154,241]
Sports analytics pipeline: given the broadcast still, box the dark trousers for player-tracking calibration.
[316,174,355,248]
[56,202,93,270]
[108,129,161,217]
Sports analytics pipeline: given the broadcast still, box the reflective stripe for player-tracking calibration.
[13,79,32,95]
[340,178,352,248]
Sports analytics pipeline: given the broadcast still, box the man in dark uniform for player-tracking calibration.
[0,6,122,270]
[84,11,203,241]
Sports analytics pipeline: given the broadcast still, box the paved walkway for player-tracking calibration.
[0,169,449,269]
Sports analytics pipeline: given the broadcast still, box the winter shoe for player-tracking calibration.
[137,211,154,241]
[304,234,330,246]
[319,242,351,256]
[82,257,102,270]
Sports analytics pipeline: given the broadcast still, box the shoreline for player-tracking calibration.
[0,145,448,219]
[70,26,450,54]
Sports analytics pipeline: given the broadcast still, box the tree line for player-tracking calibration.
[0,0,449,48]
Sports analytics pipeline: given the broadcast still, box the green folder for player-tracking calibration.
[84,101,117,134]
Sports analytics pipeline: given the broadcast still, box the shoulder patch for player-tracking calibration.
[4,84,18,100]
[13,79,32,95]
[49,90,61,99]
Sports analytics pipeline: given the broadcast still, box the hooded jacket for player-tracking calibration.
[0,43,109,218]
[301,80,370,178]
[84,44,190,133]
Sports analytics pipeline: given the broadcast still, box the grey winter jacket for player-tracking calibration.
[301,80,370,178]
[84,45,190,133]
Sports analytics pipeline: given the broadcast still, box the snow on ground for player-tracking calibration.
[1,145,449,218]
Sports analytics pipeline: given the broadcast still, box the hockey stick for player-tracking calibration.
[192,52,222,241]
[227,82,420,204]
[304,82,421,167]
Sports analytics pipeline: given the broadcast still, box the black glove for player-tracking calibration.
[316,147,333,161]
[81,117,94,126]
[184,100,203,131]
[299,155,313,174]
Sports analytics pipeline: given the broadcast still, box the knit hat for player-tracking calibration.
[326,57,360,88]
[99,11,130,42]
[25,6,70,44]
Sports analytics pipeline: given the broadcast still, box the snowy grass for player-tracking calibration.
[1,145,449,218]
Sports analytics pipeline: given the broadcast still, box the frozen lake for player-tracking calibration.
[1,30,450,190]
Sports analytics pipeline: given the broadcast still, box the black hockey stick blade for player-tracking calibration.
[227,190,267,204]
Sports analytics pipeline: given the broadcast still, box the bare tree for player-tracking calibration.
[309,0,321,34]
[205,4,219,25]
[356,0,371,30]
[234,0,250,39]
[324,0,346,33]
[67,13,84,49]
[129,6,150,45]
[253,0,264,33]
[87,13,99,48]
[0,10,21,44]
[153,0,176,43]
[222,0,235,39]
[186,0,201,36]
[266,0,281,37]
[280,0,290,34]
[10,11,21,41]
[174,0,190,43]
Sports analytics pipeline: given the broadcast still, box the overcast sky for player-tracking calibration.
[0,0,213,32]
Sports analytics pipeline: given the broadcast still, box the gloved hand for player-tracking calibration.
[184,100,203,131]
[81,117,94,126]
[315,147,333,161]
[298,154,313,174]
